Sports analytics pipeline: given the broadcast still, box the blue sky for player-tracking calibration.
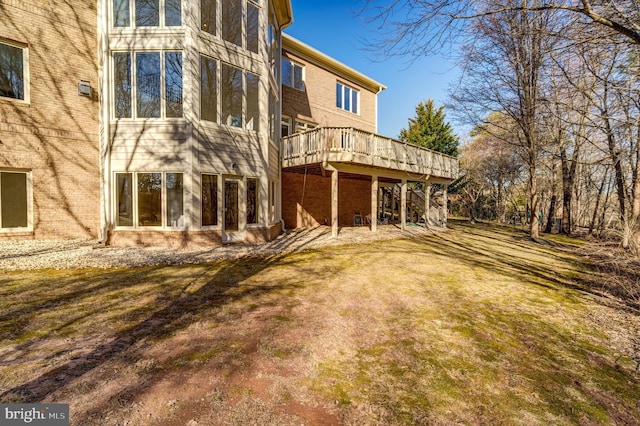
[285,0,464,139]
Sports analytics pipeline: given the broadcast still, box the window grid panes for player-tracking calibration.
[113,51,183,119]
[282,58,304,91]
[113,0,181,27]
[115,172,184,228]
[0,42,26,101]
[336,82,359,114]
[202,0,261,53]
[0,171,29,229]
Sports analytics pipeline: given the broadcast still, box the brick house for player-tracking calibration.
[280,34,458,237]
[0,0,457,246]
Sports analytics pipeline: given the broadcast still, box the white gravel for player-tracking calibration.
[0,225,438,271]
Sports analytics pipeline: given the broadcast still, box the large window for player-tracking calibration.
[201,174,218,226]
[0,171,30,230]
[113,51,183,119]
[200,56,217,122]
[200,56,260,131]
[115,172,184,228]
[0,41,28,101]
[336,82,359,114]
[113,0,181,27]
[202,0,260,53]
[282,58,304,91]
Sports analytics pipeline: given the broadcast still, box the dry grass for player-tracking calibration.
[1,221,639,425]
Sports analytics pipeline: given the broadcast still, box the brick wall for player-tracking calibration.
[282,50,378,133]
[0,0,100,239]
[282,171,372,228]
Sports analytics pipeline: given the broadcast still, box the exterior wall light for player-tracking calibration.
[78,80,91,97]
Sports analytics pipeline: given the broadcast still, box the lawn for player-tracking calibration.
[1,222,639,425]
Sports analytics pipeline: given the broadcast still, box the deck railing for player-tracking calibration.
[282,127,459,180]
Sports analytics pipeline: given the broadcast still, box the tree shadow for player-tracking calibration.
[0,250,317,408]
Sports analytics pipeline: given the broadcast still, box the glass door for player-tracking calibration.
[224,179,239,232]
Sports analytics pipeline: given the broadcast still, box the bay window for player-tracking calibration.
[201,0,260,53]
[113,0,182,27]
[115,172,184,228]
[113,51,183,119]
[200,55,260,131]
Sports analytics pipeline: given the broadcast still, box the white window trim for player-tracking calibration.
[337,81,359,115]
[199,0,262,53]
[0,170,33,233]
[0,39,30,104]
[112,0,183,28]
[200,172,222,229]
[111,50,183,121]
[113,171,185,229]
[199,56,261,133]
[282,58,304,91]
[246,176,260,227]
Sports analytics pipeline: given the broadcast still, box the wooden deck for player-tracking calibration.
[282,127,459,181]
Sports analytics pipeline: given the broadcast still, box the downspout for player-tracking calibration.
[97,0,111,244]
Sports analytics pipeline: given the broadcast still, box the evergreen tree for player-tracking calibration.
[398,99,459,156]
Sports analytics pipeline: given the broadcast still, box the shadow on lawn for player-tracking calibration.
[0,250,315,413]
[427,221,638,312]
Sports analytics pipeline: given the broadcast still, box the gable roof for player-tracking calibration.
[282,33,386,94]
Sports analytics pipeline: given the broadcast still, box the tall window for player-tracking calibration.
[247,178,258,224]
[201,0,216,35]
[200,56,217,122]
[336,82,359,114]
[282,58,304,91]
[202,0,260,53]
[113,51,183,119]
[200,56,259,131]
[113,0,181,27]
[222,0,242,46]
[115,172,184,227]
[222,63,242,127]
[246,1,259,54]
[0,171,30,230]
[202,174,218,226]
[0,41,28,101]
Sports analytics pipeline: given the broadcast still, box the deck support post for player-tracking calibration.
[331,167,339,238]
[425,182,431,227]
[401,179,407,230]
[371,175,378,232]
[443,183,448,227]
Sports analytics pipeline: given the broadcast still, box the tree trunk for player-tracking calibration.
[631,118,640,250]
[588,168,608,236]
[604,112,627,224]
[529,167,540,239]
[545,194,557,233]
[560,147,578,235]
